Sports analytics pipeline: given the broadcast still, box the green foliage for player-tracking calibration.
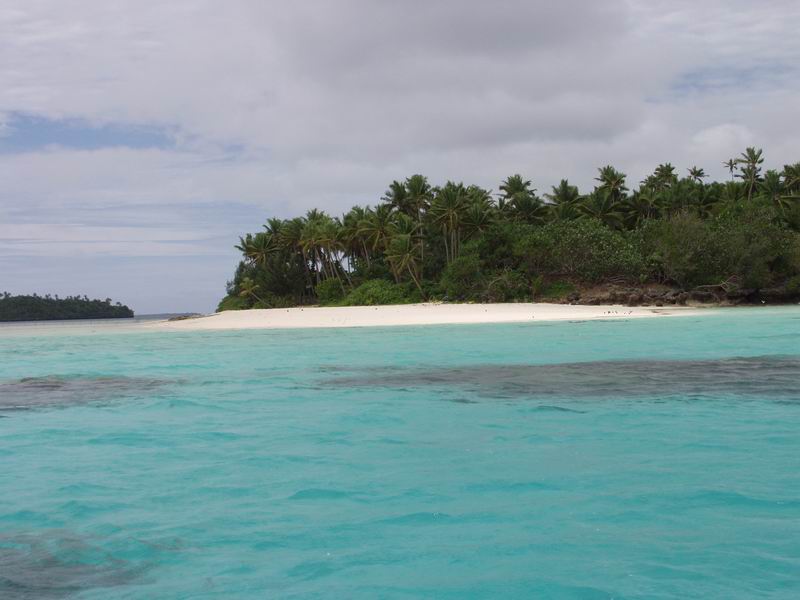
[222,147,800,307]
[439,252,483,299]
[217,295,250,312]
[538,280,576,301]
[0,293,133,322]
[483,269,530,302]
[341,280,411,306]
[786,275,800,295]
[638,205,800,289]
[315,278,346,305]
[515,219,644,282]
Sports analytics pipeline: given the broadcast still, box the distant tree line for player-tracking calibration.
[219,147,800,310]
[0,293,134,321]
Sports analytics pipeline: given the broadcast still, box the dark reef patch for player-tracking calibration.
[0,375,169,411]
[324,356,800,400]
[0,531,150,599]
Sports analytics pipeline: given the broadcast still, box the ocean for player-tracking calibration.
[1,307,799,598]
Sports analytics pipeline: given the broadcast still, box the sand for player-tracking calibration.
[152,303,703,331]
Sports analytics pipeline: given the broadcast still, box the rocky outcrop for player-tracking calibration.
[560,282,800,307]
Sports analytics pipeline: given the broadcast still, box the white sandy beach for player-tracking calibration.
[154,302,702,331]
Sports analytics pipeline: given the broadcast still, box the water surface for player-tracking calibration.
[1,307,799,598]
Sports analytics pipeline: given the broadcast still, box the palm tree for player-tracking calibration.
[579,189,625,229]
[723,159,736,180]
[646,163,677,191]
[383,181,413,215]
[238,277,265,305]
[499,174,534,203]
[781,163,800,193]
[405,174,433,221]
[623,190,658,228]
[509,194,547,224]
[462,200,494,239]
[595,166,628,202]
[499,174,546,224]
[430,181,468,264]
[735,147,764,201]
[720,181,745,205]
[235,232,276,267]
[341,206,372,268]
[404,174,434,277]
[358,203,395,256]
[545,179,580,220]
[756,170,793,212]
[688,166,707,183]
[385,234,425,296]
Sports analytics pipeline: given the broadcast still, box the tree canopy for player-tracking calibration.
[0,293,134,322]
[220,148,800,310]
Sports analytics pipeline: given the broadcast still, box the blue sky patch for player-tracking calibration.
[0,113,174,153]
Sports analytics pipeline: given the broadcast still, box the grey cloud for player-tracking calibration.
[0,0,799,311]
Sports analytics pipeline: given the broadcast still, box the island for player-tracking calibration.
[0,293,134,322]
[217,147,800,312]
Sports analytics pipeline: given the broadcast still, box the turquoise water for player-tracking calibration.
[1,308,800,599]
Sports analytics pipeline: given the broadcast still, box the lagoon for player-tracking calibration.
[1,307,799,598]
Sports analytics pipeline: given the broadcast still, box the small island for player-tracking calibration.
[0,293,134,322]
[218,147,800,311]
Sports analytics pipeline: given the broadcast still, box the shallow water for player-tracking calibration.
[1,307,799,598]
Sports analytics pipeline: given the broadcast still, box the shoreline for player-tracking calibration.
[152,302,706,332]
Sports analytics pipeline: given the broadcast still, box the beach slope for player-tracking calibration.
[154,303,701,331]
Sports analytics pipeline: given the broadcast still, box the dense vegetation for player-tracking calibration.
[0,293,134,321]
[220,148,800,310]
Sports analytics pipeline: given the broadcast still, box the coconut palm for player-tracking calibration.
[688,166,707,183]
[404,174,434,275]
[430,181,468,264]
[782,163,800,193]
[756,169,797,213]
[579,189,624,229]
[341,206,372,268]
[508,194,547,224]
[462,200,494,239]
[736,147,764,201]
[623,190,658,228]
[385,233,425,295]
[499,174,534,203]
[358,203,395,255]
[235,232,276,267]
[723,159,737,180]
[545,179,580,220]
[383,180,413,215]
[238,277,265,305]
[595,166,628,202]
[643,163,677,191]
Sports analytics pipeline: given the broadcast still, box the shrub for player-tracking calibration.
[786,275,800,295]
[440,253,483,299]
[637,213,719,288]
[538,280,576,301]
[258,293,296,309]
[515,219,644,282]
[216,295,249,312]
[483,269,530,302]
[315,278,346,305]
[341,280,410,306]
[640,207,800,289]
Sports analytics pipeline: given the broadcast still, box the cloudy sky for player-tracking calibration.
[1,1,798,313]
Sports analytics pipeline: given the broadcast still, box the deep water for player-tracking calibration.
[1,307,799,598]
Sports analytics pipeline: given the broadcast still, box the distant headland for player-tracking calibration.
[0,293,134,322]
